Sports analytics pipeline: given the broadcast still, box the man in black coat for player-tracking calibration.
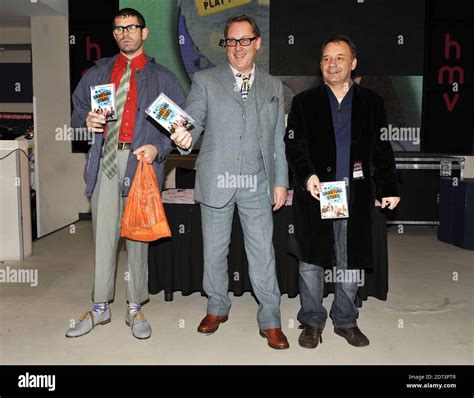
[284,35,400,349]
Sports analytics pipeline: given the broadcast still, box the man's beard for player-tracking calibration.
[118,40,140,54]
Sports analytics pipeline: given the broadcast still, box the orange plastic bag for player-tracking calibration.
[121,157,171,242]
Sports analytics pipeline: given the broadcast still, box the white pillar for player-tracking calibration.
[31,15,90,237]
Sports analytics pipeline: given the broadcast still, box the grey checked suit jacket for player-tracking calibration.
[181,64,288,208]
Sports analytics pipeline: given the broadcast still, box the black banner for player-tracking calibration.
[421,0,474,154]
[270,0,426,76]
[68,0,119,153]
[0,64,32,103]
[0,365,472,394]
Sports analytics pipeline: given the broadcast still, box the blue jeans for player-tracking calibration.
[297,219,359,329]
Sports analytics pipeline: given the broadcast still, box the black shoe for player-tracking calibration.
[298,323,323,349]
[334,326,369,347]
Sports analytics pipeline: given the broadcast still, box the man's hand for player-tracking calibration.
[306,174,322,200]
[170,127,192,150]
[133,144,158,164]
[85,111,105,133]
[273,186,288,211]
[381,197,400,210]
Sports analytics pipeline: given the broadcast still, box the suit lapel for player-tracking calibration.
[319,85,337,159]
[351,83,367,143]
[217,64,243,106]
[215,64,269,110]
[254,65,269,112]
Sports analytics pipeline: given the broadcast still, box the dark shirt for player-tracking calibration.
[326,84,353,193]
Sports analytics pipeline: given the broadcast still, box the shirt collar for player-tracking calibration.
[229,63,255,78]
[117,52,147,71]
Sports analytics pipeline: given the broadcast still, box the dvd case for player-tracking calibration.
[145,92,194,134]
[90,83,117,121]
[320,181,349,219]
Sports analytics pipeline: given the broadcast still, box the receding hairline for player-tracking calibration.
[226,21,257,36]
[321,41,356,59]
[224,14,261,38]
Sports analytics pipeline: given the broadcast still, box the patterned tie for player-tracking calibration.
[102,59,132,179]
[237,73,252,101]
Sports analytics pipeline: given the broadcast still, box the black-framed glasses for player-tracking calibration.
[113,24,145,34]
[224,37,257,47]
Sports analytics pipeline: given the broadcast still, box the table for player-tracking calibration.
[148,190,389,306]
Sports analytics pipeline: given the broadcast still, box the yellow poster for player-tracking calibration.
[195,0,252,16]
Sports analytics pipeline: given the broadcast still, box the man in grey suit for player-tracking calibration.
[171,14,289,349]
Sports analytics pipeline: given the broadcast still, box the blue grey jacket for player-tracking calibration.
[71,54,185,197]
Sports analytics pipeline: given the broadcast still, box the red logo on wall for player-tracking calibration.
[438,34,464,112]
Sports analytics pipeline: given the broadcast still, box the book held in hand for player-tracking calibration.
[320,181,349,219]
[90,83,117,121]
[145,92,194,134]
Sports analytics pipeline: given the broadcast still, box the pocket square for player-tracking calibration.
[270,96,279,103]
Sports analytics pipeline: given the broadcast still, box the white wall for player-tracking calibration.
[31,16,89,237]
[0,103,33,113]
[41,0,68,15]
[0,50,31,63]
[0,27,31,43]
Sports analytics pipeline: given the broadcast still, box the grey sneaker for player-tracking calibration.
[125,310,151,340]
[65,307,111,338]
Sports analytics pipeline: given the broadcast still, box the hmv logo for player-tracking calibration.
[438,34,464,112]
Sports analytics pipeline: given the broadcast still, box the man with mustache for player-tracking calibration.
[285,35,400,348]
[170,15,289,349]
[66,8,185,340]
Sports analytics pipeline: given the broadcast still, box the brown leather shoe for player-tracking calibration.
[197,314,228,334]
[259,328,290,350]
